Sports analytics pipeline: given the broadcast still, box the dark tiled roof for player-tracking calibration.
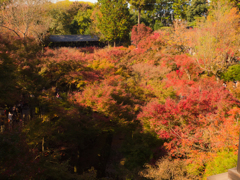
[49,35,99,42]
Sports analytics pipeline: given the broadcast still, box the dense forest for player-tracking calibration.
[1,0,240,179]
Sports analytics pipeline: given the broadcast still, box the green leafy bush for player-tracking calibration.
[203,151,237,179]
[221,64,240,81]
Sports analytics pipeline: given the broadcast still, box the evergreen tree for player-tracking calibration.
[97,0,132,47]
[154,0,174,26]
[73,8,93,34]
[128,0,156,24]
[172,0,189,20]
[187,0,208,22]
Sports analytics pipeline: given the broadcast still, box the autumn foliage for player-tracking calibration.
[131,24,153,47]
[186,1,240,76]
[1,1,240,179]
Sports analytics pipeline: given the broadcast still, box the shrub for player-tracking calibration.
[221,64,240,82]
[203,151,237,179]
[140,158,197,180]
[131,24,153,47]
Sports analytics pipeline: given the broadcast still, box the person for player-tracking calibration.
[8,111,13,131]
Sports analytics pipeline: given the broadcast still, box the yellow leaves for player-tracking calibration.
[228,107,240,116]
[115,67,123,74]
[52,0,72,9]
[120,158,126,165]
[39,66,47,75]
[76,81,86,89]
[187,1,240,75]
[89,59,114,70]
[226,82,240,100]
[42,115,50,122]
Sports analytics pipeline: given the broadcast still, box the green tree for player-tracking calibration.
[129,0,175,27]
[154,0,174,26]
[72,8,93,34]
[172,0,189,20]
[231,0,240,9]
[186,0,208,22]
[97,0,132,47]
[48,1,93,35]
[66,2,92,34]
[129,8,156,28]
[221,64,240,82]
[128,0,156,24]
[203,151,237,178]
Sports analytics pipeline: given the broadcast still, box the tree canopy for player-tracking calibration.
[1,0,240,179]
[187,0,209,22]
[128,0,156,24]
[97,0,132,46]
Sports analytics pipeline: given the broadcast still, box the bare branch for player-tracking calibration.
[0,24,20,37]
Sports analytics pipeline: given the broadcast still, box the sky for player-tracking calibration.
[70,0,97,3]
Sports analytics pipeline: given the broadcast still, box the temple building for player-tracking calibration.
[48,35,105,48]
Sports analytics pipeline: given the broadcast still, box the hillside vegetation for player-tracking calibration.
[1,0,240,180]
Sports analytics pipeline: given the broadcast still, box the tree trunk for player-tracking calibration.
[138,8,141,24]
[114,41,116,47]
[108,41,110,48]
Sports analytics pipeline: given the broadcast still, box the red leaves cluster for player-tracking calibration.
[71,77,139,122]
[42,47,86,63]
[40,47,102,88]
[78,46,99,53]
[131,24,153,48]
[138,76,239,158]
[2,20,240,178]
